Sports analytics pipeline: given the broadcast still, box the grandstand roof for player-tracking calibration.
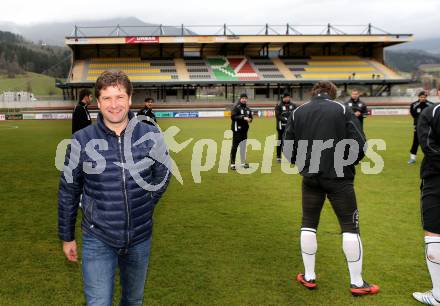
[65,24,412,47]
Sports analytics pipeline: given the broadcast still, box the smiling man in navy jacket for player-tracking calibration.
[58,71,171,306]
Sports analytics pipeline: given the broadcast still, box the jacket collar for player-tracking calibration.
[97,111,135,136]
[350,97,360,103]
[235,101,247,109]
[312,93,333,101]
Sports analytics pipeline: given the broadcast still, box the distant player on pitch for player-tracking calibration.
[345,89,368,129]
[408,91,434,164]
[275,92,296,162]
[137,97,157,126]
[230,93,253,170]
[72,89,93,134]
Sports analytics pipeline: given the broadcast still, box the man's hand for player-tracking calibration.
[354,111,361,117]
[63,240,78,262]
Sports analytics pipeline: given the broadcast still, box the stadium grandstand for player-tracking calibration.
[58,24,413,103]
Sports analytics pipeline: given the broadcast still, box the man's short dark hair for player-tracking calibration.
[95,71,133,100]
[311,81,337,99]
[144,97,154,103]
[79,89,92,102]
[418,91,427,97]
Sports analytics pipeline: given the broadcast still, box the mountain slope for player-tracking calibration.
[388,37,440,54]
[0,30,70,78]
[384,49,440,73]
[0,17,194,46]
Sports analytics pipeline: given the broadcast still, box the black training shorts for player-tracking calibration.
[301,176,359,233]
[421,175,440,234]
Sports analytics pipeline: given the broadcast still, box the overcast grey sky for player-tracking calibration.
[1,0,439,38]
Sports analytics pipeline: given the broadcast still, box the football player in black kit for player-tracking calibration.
[137,97,157,126]
[284,81,379,296]
[412,95,440,305]
[275,92,296,162]
[230,93,253,170]
[72,89,93,134]
[408,91,434,164]
[345,89,368,129]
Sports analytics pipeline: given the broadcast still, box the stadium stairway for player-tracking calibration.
[271,57,295,80]
[369,60,403,79]
[70,60,86,82]
[174,58,190,81]
[251,58,285,81]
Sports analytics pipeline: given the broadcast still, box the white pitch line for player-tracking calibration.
[0,125,19,130]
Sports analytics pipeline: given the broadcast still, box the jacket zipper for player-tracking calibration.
[90,201,94,228]
[118,136,131,247]
[85,200,95,229]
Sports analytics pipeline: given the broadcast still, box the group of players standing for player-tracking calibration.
[229,84,440,304]
[229,88,367,169]
[230,84,376,296]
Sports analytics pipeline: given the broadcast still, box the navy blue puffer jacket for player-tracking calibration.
[58,112,171,248]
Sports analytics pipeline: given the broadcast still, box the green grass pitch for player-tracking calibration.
[0,116,429,305]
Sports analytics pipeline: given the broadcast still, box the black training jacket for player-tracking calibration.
[417,103,440,179]
[231,102,253,133]
[275,101,296,131]
[345,98,368,124]
[283,94,366,179]
[137,107,157,125]
[410,100,434,126]
[72,102,92,134]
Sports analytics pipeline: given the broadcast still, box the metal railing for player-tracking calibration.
[69,24,412,38]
